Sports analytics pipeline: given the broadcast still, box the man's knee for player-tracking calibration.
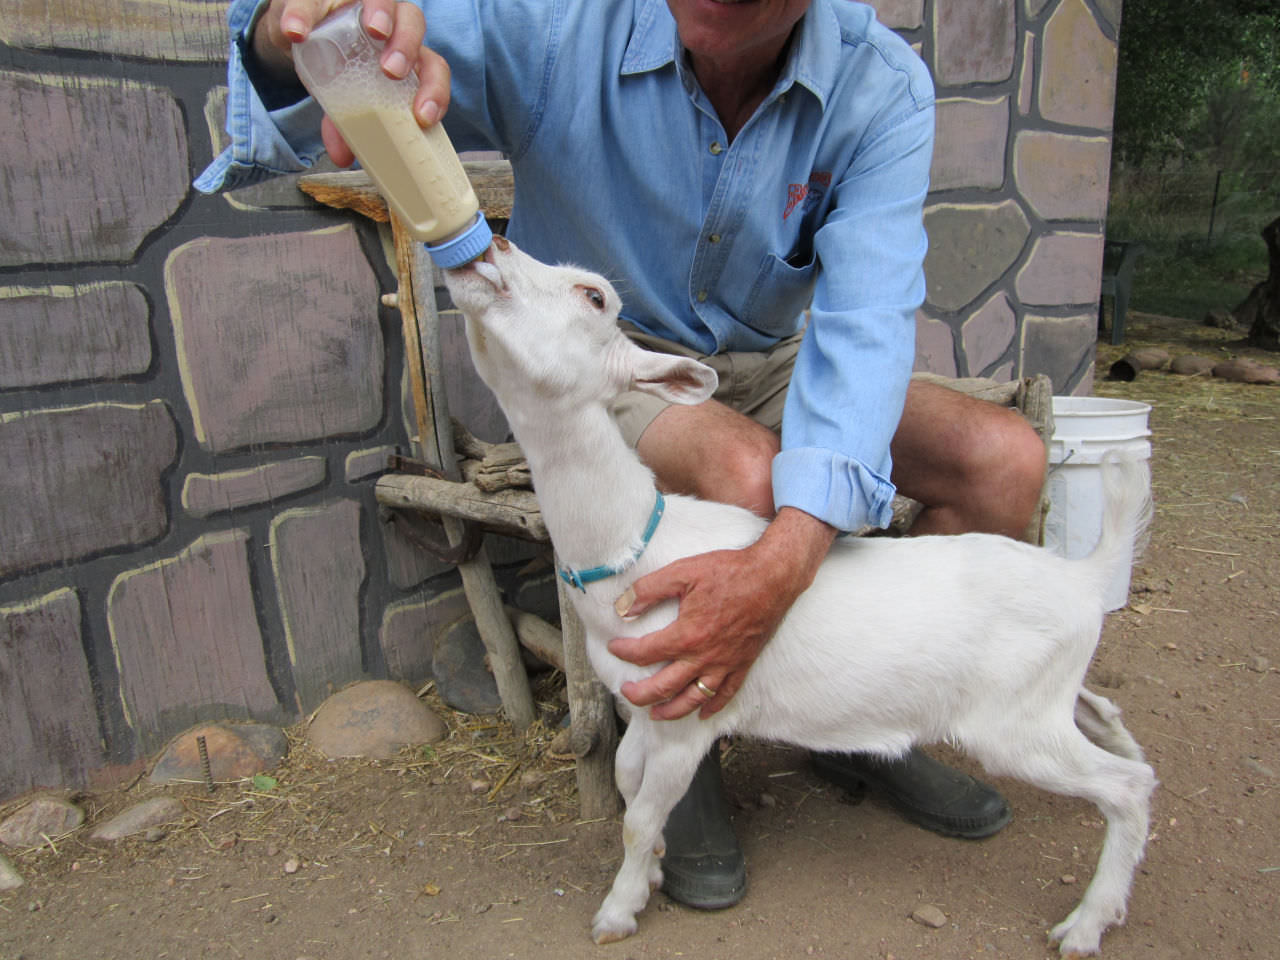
[637,400,779,518]
[959,408,1047,537]
[895,384,1047,539]
[712,431,778,518]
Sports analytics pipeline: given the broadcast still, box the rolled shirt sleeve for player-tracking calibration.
[196,0,340,193]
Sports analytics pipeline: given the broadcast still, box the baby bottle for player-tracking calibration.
[294,3,492,267]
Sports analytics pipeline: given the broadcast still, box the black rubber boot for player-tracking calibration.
[811,748,1012,839]
[660,742,747,909]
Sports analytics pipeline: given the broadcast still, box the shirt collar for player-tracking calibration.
[620,0,842,110]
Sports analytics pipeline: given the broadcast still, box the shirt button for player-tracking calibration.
[696,290,708,302]
[708,234,721,244]
[708,140,723,155]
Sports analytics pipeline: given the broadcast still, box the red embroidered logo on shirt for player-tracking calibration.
[783,171,832,221]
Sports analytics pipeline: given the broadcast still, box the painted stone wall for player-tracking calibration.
[0,0,1121,802]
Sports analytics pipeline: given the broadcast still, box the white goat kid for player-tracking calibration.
[443,236,1156,956]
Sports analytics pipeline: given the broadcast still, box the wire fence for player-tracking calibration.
[1108,167,1280,248]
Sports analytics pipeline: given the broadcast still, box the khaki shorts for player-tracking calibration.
[610,326,803,446]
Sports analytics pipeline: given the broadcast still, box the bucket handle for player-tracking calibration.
[1047,447,1077,476]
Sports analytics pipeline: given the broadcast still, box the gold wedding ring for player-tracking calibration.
[694,679,718,699]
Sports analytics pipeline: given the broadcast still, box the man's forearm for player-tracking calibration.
[248,5,302,88]
[753,506,837,598]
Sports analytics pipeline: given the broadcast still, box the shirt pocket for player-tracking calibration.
[738,250,818,338]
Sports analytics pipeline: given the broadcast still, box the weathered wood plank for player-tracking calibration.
[298,159,515,222]
[505,605,564,673]
[375,472,547,541]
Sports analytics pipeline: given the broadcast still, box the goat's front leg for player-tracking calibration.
[592,737,709,944]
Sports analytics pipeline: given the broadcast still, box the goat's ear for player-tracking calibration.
[619,339,718,405]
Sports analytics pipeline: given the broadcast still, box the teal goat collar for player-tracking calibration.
[559,491,666,592]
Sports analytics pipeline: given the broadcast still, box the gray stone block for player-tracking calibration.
[0,71,187,266]
[108,530,280,750]
[1021,313,1097,392]
[0,283,151,389]
[1040,0,1117,130]
[345,446,396,483]
[165,226,383,453]
[182,457,327,518]
[933,0,1015,85]
[924,201,1031,313]
[1014,131,1112,222]
[932,97,1009,192]
[0,401,177,578]
[270,500,367,713]
[961,292,1017,377]
[378,589,470,685]
[0,589,102,799]
[913,313,958,378]
[1016,232,1105,307]
[868,0,924,29]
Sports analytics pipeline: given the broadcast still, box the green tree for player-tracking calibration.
[1114,0,1280,164]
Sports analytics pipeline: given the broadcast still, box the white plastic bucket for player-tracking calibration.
[1044,396,1152,611]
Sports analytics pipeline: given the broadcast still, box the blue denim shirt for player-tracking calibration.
[197,0,935,534]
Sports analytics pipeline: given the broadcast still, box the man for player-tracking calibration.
[199,0,1047,911]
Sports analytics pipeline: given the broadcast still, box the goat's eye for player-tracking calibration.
[577,285,606,310]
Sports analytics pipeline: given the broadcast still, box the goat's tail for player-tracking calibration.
[1082,453,1153,588]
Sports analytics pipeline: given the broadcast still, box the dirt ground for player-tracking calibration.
[2,313,1277,960]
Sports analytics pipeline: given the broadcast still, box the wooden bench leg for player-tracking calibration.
[556,574,621,819]
[446,517,537,730]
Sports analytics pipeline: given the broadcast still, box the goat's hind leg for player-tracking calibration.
[593,737,707,944]
[1075,688,1144,762]
[973,727,1155,956]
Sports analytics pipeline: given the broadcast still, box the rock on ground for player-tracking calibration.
[0,796,85,848]
[911,904,948,928]
[0,852,23,890]
[307,680,446,760]
[1169,355,1216,375]
[149,722,288,785]
[90,796,185,841]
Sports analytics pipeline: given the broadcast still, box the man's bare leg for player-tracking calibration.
[891,379,1047,538]
[637,378,1046,538]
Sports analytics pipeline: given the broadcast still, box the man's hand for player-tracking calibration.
[608,507,836,720]
[249,0,451,165]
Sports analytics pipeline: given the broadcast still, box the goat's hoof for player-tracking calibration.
[1049,917,1103,957]
[592,916,637,945]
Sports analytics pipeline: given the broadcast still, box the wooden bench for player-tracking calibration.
[300,163,1054,818]
[1098,240,1142,345]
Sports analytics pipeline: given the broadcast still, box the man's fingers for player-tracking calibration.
[375,1,426,78]
[619,659,699,708]
[412,46,451,125]
[648,688,704,722]
[614,562,692,620]
[606,628,672,666]
[698,671,744,719]
[279,0,343,43]
[359,0,395,39]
